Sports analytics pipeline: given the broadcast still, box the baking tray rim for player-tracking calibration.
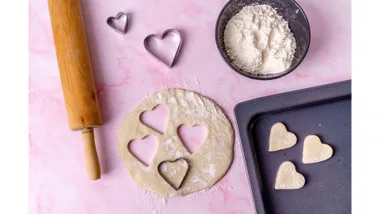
[233,80,351,214]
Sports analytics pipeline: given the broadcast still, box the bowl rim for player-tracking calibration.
[214,0,311,80]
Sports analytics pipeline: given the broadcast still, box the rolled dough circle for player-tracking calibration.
[118,89,234,196]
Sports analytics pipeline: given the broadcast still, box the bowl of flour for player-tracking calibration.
[215,0,310,80]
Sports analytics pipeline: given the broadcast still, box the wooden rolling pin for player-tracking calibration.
[48,0,102,180]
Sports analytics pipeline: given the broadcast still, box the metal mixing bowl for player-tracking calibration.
[215,0,311,80]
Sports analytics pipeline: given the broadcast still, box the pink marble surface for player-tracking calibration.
[29,0,351,213]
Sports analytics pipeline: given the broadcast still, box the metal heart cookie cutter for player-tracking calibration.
[107,12,128,34]
[143,29,183,68]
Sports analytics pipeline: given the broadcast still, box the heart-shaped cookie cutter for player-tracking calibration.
[143,29,183,68]
[106,12,128,34]
[158,158,189,190]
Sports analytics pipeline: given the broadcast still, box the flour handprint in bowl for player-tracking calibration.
[215,0,310,80]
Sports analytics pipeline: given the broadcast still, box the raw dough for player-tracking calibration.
[275,161,305,190]
[269,122,297,152]
[118,89,234,196]
[158,159,189,190]
[302,135,333,164]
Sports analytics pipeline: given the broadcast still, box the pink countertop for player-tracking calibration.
[29,0,351,213]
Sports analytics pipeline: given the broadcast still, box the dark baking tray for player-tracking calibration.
[234,80,351,214]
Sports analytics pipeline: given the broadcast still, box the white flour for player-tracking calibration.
[224,5,296,75]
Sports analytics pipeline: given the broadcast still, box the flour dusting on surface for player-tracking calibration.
[208,164,216,177]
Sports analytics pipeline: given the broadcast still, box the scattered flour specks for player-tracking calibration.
[168,97,177,104]
[228,184,235,190]
[208,164,216,177]
[195,77,201,85]
[179,99,187,107]
[175,151,183,158]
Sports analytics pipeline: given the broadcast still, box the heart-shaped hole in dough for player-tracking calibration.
[128,135,158,166]
[275,161,305,190]
[140,104,169,134]
[158,158,189,190]
[177,124,207,154]
[302,135,333,164]
[269,122,297,152]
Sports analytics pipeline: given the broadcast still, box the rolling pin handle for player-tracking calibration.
[81,128,101,180]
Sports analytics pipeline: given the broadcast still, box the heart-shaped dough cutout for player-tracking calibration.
[158,158,189,190]
[177,124,207,154]
[140,104,169,134]
[302,135,333,164]
[128,135,158,166]
[269,122,297,152]
[275,161,305,190]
